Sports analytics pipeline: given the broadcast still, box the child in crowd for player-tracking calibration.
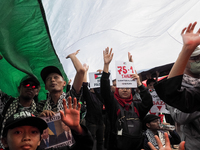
[1,97,93,150]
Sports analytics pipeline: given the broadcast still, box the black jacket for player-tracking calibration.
[100,72,153,150]
[154,75,200,113]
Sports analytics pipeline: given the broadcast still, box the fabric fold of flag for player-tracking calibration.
[0,0,68,100]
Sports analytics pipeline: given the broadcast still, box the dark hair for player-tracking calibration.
[146,79,156,86]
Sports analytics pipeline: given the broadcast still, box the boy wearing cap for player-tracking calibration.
[0,75,40,147]
[143,114,180,150]
[37,50,85,117]
[1,97,93,150]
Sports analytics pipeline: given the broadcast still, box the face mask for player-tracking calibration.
[190,61,200,74]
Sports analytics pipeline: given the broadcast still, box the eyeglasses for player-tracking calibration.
[190,55,200,63]
[22,83,38,89]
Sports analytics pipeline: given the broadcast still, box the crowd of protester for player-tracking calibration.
[1,21,200,150]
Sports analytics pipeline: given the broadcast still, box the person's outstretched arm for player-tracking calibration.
[83,63,89,83]
[168,22,200,79]
[103,47,114,73]
[66,50,85,94]
[101,47,117,119]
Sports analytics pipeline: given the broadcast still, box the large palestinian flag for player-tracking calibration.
[1,0,200,101]
[0,0,68,100]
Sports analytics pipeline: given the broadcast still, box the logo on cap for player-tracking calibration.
[13,111,33,120]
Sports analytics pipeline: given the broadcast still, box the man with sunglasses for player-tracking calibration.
[0,75,40,148]
[0,75,40,115]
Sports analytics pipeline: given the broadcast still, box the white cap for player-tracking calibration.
[191,47,200,57]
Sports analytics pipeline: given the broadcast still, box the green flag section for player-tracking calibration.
[0,0,68,100]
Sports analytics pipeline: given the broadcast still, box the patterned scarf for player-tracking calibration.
[182,74,200,87]
[146,129,165,149]
[43,92,67,112]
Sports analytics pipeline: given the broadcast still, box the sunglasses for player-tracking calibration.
[22,83,38,89]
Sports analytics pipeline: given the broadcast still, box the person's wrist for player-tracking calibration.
[182,45,197,55]
[104,62,110,65]
[72,124,83,135]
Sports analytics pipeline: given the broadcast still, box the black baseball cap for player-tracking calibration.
[20,75,40,87]
[3,111,47,136]
[40,66,63,83]
[146,79,156,86]
[143,114,160,129]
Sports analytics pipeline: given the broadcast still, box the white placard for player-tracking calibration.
[115,61,137,88]
[149,89,170,114]
[89,72,113,88]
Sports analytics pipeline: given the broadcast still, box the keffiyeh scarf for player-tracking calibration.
[146,129,165,149]
[0,98,36,148]
[182,74,200,87]
[43,92,67,112]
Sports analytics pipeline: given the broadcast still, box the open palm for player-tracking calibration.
[181,22,200,50]
[103,47,113,64]
[60,97,81,130]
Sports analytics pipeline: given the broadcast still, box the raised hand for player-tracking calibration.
[83,63,89,72]
[148,132,185,150]
[96,69,103,73]
[68,79,72,85]
[168,22,200,78]
[103,47,113,65]
[178,141,185,150]
[128,52,133,62]
[66,49,80,59]
[148,132,172,150]
[65,49,85,94]
[181,22,200,52]
[60,96,83,134]
[131,70,142,86]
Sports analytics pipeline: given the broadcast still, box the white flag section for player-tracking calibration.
[89,72,113,88]
[149,90,170,114]
[116,61,137,88]
[41,0,200,81]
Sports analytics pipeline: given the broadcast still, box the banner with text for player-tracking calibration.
[116,61,137,88]
[149,89,170,114]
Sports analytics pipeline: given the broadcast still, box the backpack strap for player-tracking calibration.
[117,102,141,133]
[117,102,134,132]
